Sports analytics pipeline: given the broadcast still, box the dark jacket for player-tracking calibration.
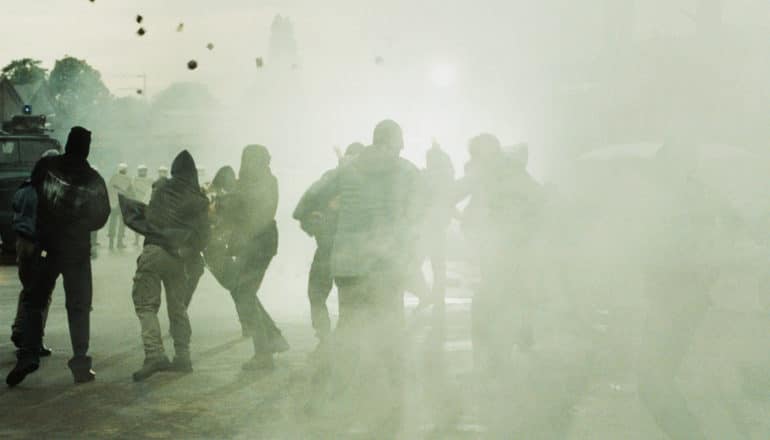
[31,131,110,253]
[12,182,37,242]
[300,145,422,278]
[143,150,211,257]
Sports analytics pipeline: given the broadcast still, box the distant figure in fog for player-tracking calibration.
[107,163,132,249]
[217,145,289,371]
[419,141,456,315]
[131,165,153,246]
[155,165,169,187]
[7,126,110,387]
[457,135,544,373]
[300,120,422,430]
[9,149,60,357]
[132,165,153,204]
[293,142,364,349]
[129,151,210,382]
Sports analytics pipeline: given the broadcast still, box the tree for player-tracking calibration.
[49,56,111,119]
[1,58,47,85]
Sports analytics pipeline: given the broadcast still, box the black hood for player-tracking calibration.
[171,150,199,187]
[64,126,92,161]
[239,144,271,181]
[211,165,237,193]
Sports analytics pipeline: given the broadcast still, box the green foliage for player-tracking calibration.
[49,56,110,117]
[1,58,47,85]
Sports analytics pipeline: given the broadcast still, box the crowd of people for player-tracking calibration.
[2,119,757,439]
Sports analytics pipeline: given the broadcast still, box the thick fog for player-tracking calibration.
[1,0,769,438]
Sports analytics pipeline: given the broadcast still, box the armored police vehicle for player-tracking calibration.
[0,114,61,253]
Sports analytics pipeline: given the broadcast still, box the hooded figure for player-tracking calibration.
[8,126,110,388]
[210,166,237,196]
[128,150,210,382]
[217,144,287,371]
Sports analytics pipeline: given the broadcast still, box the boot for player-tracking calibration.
[68,356,96,384]
[242,353,274,372]
[168,353,193,374]
[6,359,39,387]
[132,355,171,382]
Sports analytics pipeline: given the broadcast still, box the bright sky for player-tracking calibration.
[4,0,765,99]
[2,0,766,176]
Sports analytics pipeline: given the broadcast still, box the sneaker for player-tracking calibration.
[167,356,193,374]
[68,356,96,384]
[132,356,171,382]
[72,368,96,384]
[6,360,39,387]
[242,354,274,372]
[39,344,52,357]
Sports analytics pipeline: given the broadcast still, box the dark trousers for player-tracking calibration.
[20,249,93,366]
[12,254,51,344]
[308,238,334,340]
[230,255,286,355]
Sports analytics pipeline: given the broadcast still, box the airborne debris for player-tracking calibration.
[255,58,264,68]
[136,89,143,95]
[206,43,214,51]
[375,56,384,65]
[136,15,143,24]
[137,27,146,37]
[177,23,184,32]
[187,60,198,70]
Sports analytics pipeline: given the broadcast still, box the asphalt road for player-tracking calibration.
[0,243,768,439]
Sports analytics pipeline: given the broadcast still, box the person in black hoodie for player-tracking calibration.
[219,145,288,371]
[7,126,110,387]
[129,150,210,382]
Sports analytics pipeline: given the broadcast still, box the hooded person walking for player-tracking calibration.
[217,145,288,371]
[7,126,110,387]
[129,150,210,381]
